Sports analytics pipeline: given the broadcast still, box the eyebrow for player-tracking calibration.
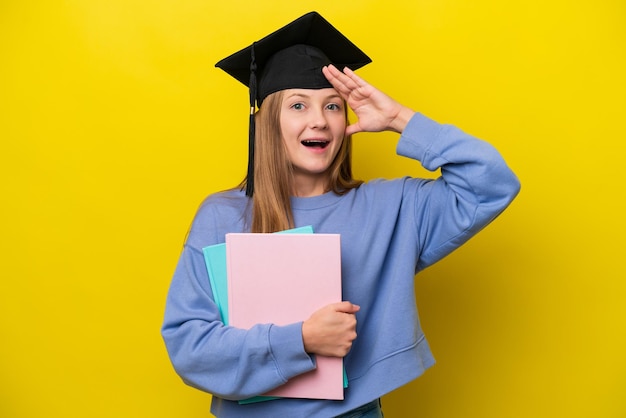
[285,92,342,100]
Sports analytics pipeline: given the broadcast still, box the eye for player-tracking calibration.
[326,103,342,111]
[290,102,305,110]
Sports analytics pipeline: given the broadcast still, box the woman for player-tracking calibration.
[162,12,520,418]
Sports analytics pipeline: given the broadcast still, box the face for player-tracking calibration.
[280,88,346,193]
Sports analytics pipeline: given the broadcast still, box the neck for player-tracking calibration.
[292,174,329,197]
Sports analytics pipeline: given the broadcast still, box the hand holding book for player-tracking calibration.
[302,301,360,358]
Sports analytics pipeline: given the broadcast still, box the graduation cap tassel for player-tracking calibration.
[246,43,257,197]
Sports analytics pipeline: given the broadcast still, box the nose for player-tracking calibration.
[308,107,328,130]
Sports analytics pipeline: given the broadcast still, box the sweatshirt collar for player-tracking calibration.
[290,190,344,210]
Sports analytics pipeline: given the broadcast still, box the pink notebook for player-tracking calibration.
[225,233,344,400]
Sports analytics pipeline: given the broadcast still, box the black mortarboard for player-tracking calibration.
[215,11,371,196]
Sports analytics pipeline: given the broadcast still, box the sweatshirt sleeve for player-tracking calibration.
[396,113,521,271]
[161,214,316,400]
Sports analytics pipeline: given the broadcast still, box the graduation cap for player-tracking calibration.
[215,11,371,196]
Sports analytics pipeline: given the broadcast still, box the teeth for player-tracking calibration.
[302,140,329,148]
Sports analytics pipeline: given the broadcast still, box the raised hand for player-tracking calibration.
[322,64,415,136]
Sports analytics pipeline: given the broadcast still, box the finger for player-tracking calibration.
[341,66,370,90]
[323,65,352,97]
[324,64,349,81]
[325,64,371,95]
[345,123,362,137]
[322,64,346,85]
[334,301,361,313]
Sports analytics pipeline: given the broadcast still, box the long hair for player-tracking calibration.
[244,90,363,233]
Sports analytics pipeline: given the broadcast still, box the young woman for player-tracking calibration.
[162,12,520,418]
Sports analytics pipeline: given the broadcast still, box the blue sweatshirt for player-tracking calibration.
[161,113,520,417]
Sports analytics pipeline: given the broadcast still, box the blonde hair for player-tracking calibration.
[244,90,363,233]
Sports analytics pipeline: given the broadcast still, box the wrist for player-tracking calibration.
[389,106,415,133]
[301,320,314,353]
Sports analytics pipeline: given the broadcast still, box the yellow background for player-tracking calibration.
[1,1,624,417]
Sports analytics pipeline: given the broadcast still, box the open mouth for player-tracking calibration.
[301,140,330,149]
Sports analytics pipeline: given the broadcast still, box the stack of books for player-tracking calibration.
[202,226,346,403]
